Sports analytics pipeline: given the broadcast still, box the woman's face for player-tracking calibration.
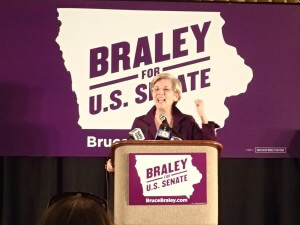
[152,79,179,112]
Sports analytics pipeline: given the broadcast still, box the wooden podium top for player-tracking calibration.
[111,140,223,165]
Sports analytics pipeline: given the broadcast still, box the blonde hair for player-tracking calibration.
[150,73,182,103]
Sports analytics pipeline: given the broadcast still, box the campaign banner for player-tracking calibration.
[0,1,299,157]
[129,153,207,205]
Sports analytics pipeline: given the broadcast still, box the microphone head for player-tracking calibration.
[129,128,145,140]
[159,113,167,122]
[156,128,171,140]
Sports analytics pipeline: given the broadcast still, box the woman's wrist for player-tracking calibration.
[200,115,208,124]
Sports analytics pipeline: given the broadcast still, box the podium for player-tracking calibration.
[111,140,222,225]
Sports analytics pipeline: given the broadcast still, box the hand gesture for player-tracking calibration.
[105,159,115,173]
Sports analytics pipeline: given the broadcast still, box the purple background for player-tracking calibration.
[0,1,299,157]
[129,153,207,205]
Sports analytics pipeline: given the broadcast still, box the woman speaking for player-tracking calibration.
[106,73,218,172]
[131,73,218,140]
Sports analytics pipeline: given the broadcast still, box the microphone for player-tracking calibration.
[155,114,172,140]
[129,128,145,140]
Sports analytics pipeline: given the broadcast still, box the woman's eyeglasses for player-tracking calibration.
[47,192,107,210]
[152,86,173,93]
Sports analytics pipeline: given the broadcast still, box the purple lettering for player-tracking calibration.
[168,163,174,173]
[90,22,210,76]
[135,84,148,104]
[177,74,187,93]
[174,160,180,171]
[187,71,199,91]
[111,42,131,73]
[173,27,188,58]
[89,94,102,115]
[90,47,109,78]
[153,166,160,177]
[155,32,170,63]
[181,159,187,169]
[201,68,210,88]
[191,22,211,53]
[161,164,168,175]
[133,36,152,68]
[146,168,153,179]
[109,90,122,110]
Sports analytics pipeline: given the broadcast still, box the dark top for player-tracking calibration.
[131,106,219,141]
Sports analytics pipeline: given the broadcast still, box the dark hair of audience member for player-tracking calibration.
[38,194,111,225]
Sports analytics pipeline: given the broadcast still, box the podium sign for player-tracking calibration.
[129,153,207,205]
[112,140,222,225]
